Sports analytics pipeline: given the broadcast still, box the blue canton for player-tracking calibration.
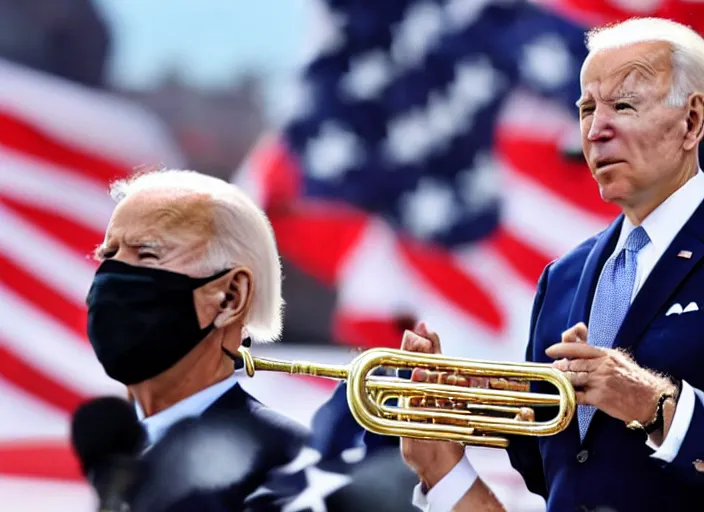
[282,0,589,247]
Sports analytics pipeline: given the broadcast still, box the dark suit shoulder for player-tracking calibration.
[551,232,600,273]
[243,391,311,445]
[204,383,310,450]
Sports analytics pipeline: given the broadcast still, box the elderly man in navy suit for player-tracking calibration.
[403,17,704,512]
[84,169,309,510]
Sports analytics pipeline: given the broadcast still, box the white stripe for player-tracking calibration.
[334,219,527,361]
[0,204,98,304]
[0,147,115,232]
[0,477,94,511]
[498,88,577,140]
[502,165,611,258]
[0,378,68,440]
[0,284,123,397]
[0,58,184,167]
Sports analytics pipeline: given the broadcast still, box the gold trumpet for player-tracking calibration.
[235,346,576,449]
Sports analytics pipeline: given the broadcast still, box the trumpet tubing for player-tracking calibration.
[236,347,576,448]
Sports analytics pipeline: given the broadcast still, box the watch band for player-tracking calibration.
[626,386,678,434]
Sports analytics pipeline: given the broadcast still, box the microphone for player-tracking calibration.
[70,396,147,512]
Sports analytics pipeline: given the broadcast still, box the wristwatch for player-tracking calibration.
[626,382,681,434]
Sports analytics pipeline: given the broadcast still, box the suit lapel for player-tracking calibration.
[567,216,623,328]
[613,200,704,351]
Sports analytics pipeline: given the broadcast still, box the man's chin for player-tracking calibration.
[598,185,629,206]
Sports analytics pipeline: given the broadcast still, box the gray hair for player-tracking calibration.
[585,17,704,107]
[109,169,283,342]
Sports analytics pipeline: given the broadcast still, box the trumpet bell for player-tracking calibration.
[236,346,576,448]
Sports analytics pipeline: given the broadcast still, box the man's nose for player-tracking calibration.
[587,109,614,142]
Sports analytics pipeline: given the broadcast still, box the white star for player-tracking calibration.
[305,122,363,179]
[341,50,393,100]
[391,2,445,68]
[385,109,432,164]
[282,466,352,512]
[299,0,346,64]
[426,91,465,149]
[444,0,493,29]
[456,152,501,212]
[340,446,366,464]
[277,446,323,475]
[450,57,505,113]
[401,179,459,238]
[520,35,573,89]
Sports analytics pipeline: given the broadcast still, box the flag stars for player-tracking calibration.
[305,122,363,180]
[401,179,459,238]
[520,34,573,89]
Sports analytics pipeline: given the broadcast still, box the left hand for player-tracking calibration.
[546,323,676,425]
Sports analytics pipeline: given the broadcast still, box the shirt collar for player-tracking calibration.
[616,170,704,253]
[135,373,238,446]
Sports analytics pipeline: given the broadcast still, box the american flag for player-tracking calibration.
[0,0,702,510]
[0,60,184,508]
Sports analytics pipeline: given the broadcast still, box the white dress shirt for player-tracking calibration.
[135,373,238,447]
[413,171,704,511]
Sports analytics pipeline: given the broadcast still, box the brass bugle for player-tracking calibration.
[235,347,576,449]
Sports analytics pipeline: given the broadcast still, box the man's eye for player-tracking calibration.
[580,107,594,118]
[101,249,117,260]
[615,102,632,111]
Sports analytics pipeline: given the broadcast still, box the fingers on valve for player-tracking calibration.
[561,322,588,344]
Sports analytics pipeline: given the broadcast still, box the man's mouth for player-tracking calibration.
[594,159,624,170]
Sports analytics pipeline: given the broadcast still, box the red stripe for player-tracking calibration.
[248,135,302,209]
[269,201,370,285]
[0,251,88,341]
[397,237,505,333]
[0,341,87,414]
[486,227,553,288]
[1,195,104,262]
[0,441,82,481]
[0,107,130,185]
[333,314,413,349]
[496,130,619,220]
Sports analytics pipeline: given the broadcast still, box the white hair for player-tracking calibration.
[109,169,283,343]
[584,17,704,107]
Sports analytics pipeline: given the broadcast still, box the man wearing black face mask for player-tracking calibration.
[84,169,310,510]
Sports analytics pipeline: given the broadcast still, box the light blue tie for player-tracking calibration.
[577,226,650,440]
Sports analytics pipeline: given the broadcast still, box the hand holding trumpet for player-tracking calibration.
[547,322,678,438]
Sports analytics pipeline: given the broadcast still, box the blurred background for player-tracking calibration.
[0,0,702,510]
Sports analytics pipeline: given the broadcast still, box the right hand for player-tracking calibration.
[399,322,465,489]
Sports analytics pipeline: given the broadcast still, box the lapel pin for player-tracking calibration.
[677,250,693,259]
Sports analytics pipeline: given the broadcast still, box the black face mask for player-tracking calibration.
[86,259,231,385]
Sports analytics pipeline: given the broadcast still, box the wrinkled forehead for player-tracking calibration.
[106,189,214,243]
[579,41,674,101]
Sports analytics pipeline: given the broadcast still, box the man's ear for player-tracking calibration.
[214,267,253,328]
[683,92,704,151]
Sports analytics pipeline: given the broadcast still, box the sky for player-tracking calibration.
[93,0,309,104]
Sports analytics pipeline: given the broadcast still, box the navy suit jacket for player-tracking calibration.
[507,200,704,511]
[133,383,310,512]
